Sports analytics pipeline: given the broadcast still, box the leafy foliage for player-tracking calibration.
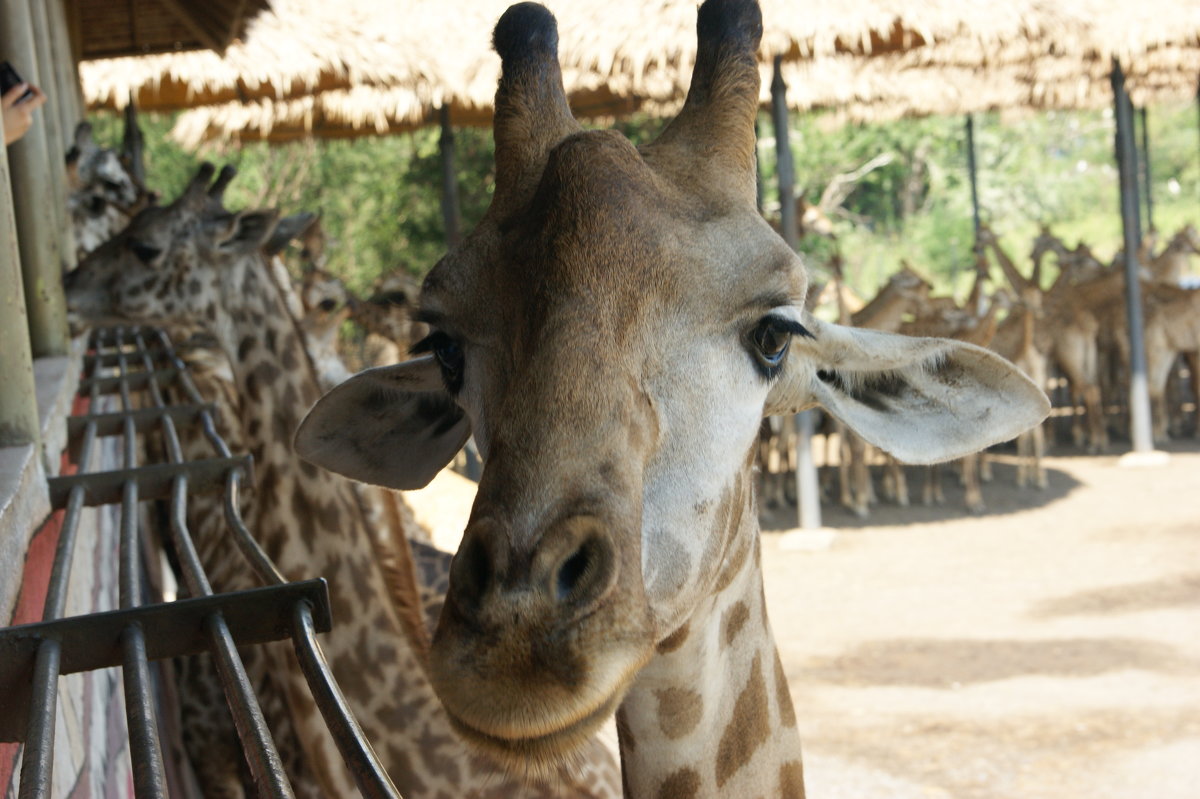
[88,99,1198,300]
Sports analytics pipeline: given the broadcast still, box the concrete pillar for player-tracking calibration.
[0,122,39,449]
[0,0,69,356]
[28,0,76,264]
[48,0,81,139]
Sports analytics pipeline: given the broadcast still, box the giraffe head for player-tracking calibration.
[297,0,1048,770]
[66,122,151,261]
[63,163,280,332]
[1029,224,1068,267]
[297,268,354,344]
[1170,223,1200,257]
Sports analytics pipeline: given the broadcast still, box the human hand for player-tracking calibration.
[3,82,46,144]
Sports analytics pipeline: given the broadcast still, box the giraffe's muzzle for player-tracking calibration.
[429,511,654,767]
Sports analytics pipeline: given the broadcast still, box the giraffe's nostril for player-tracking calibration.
[551,530,615,611]
[556,542,591,601]
[450,533,493,612]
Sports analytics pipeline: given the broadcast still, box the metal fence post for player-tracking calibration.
[1111,60,1154,455]
[771,55,822,530]
[438,104,462,249]
[0,0,69,357]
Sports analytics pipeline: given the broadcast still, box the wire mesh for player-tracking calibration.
[0,325,402,799]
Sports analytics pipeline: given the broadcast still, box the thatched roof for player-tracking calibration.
[170,49,1200,148]
[84,0,1088,112]
[85,0,1200,143]
[81,0,444,111]
[777,46,1200,126]
[75,0,270,59]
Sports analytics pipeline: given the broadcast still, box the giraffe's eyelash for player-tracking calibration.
[412,331,465,394]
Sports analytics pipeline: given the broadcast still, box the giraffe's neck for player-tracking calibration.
[851,281,917,332]
[616,476,804,799]
[203,253,618,797]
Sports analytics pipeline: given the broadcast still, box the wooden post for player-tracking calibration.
[1111,60,1154,454]
[771,55,822,531]
[0,0,69,357]
[438,104,462,249]
[0,125,40,450]
[965,115,982,252]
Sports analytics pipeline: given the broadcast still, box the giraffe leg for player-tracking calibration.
[888,458,909,507]
[1033,421,1048,489]
[1188,351,1200,438]
[962,453,984,514]
[921,465,936,506]
[979,451,993,482]
[1016,432,1029,488]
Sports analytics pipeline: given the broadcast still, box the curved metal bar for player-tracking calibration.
[291,601,403,799]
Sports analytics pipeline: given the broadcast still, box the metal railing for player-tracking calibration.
[0,325,402,799]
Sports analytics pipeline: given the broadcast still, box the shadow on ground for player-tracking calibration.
[803,637,1197,688]
[1028,572,1200,619]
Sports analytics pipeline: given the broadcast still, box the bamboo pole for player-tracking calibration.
[771,55,822,531]
[1111,60,1154,455]
[0,0,68,357]
[0,120,40,450]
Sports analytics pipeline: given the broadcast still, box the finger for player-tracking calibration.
[25,87,47,109]
[1,83,28,107]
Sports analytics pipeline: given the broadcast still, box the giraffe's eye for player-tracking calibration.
[412,330,464,393]
[746,315,812,379]
[128,240,162,264]
[317,298,337,312]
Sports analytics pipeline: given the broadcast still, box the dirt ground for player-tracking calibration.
[763,441,1200,799]
[405,441,1200,798]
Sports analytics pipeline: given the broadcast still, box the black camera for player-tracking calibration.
[0,61,36,104]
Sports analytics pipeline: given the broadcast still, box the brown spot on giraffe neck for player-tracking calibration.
[656,621,690,654]
[773,649,797,728]
[779,759,806,797]
[721,600,750,648]
[715,652,770,787]
[656,766,700,799]
[653,686,703,740]
[713,474,751,593]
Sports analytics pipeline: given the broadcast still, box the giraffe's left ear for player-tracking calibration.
[212,209,280,253]
[264,211,318,255]
[764,314,1050,464]
[294,355,471,489]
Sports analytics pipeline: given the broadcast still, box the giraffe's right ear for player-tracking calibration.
[294,356,471,489]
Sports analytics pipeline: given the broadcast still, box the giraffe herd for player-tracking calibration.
[757,210,1199,517]
[57,1,1066,797]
